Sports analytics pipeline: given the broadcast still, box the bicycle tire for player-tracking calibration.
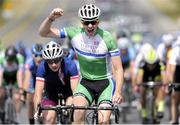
[146,90,156,124]
[4,98,17,124]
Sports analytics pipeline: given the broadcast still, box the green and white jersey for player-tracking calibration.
[0,52,24,75]
[59,26,120,80]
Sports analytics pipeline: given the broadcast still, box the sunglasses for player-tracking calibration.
[82,20,98,25]
[46,58,61,64]
[34,54,42,58]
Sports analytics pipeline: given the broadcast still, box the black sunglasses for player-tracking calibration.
[34,54,42,58]
[46,58,61,64]
[82,20,98,25]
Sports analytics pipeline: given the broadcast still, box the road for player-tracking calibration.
[0,0,178,124]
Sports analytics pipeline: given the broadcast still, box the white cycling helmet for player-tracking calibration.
[117,38,129,49]
[78,4,101,21]
[140,43,152,54]
[42,41,63,60]
[161,34,174,47]
[144,48,158,64]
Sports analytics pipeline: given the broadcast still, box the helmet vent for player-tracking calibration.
[44,51,48,57]
[42,41,63,60]
[88,10,91,17]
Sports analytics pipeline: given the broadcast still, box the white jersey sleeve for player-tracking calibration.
[169,46,180,65]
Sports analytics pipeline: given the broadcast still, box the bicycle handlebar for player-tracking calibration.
[37,104,120,123]
[169,83,180,88]
[137,81,166,89]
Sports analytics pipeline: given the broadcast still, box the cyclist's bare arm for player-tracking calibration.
[23,69,31,91]
[111,56,124,104]
[168,64,176,83]
[39,8,64,38]
[34,80,44,110]
[17,69,24,88]
[161,70,167,84]
[136,69,143,84]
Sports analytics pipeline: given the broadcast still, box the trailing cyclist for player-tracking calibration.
[157,33,174,66]
[38,4,124,124]
[132,43,153,91]
[117,33,136,80]
[167,38,180,124]
[23,43,43,124]
[0,45,24,123]
[34,41,79,124]
[15,41,32,63]
[117,37,136,102]
[133,47,167,124]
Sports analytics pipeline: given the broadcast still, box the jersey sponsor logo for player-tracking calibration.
[80,43,100,53]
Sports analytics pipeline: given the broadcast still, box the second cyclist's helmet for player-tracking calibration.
[32,43,43,56]
[5,45,17,61]
[161,33,174,47]
[144,48,158,64]
[42,41,63,60]
[78,4,101,21]
[117,38,129,50]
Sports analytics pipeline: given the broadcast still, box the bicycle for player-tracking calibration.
[138,81,165,124]
[4,83,17,124]
[37,93,72,124]
[73,104,120,124]
[37,103,120,124]
[120,76,134,123]
[37,104,73,124]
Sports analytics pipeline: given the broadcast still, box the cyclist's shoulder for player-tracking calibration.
[16,53,24,62]
[63,58,76,68]
[36,60,47,74]
[0,51,6,64]
[64,26,84,38]
[97,28,113,38]
[38,60,46,67]
[24,57,35,68]
[0,50,5,59]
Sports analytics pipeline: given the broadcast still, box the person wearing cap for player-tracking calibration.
[39,4,124,124]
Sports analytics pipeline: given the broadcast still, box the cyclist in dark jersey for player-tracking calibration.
[134,48,166,124]
[23,43,43,124]
[34,41,79,124]
[0,45,24,123]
